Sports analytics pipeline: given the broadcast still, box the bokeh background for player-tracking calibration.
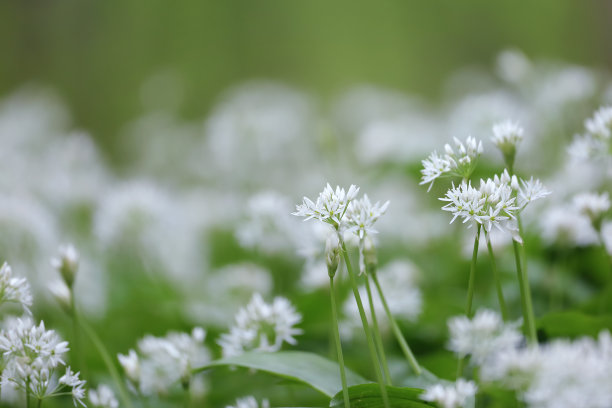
[1,1,612,407]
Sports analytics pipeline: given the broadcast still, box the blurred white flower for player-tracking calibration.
[218,293,302,357]
[0,262,32,313]
[448,309,523,365]
[51,244,79,288]
[540,205,599,247]
[226,396,270,408]
[492,120,523,152]
[585,106,612,140]
[573,192,610,230]
[89,384,119,408]
[421,379,477,408]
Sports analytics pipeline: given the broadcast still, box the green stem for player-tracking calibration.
[466,225,481,317]
[69,287,85,376]
[330,276,350,408]
[78,318,135,408]
[340,239,390,408]
[485,232,508,320]
[371,273,421,376]
[364,274,392,386]
[25,381,30,408]
[512,239,537,344]
[37,398,42,408]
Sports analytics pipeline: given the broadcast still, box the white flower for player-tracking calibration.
[517,177,551,209]
[421,379,477,408]
[420,136,483,191]
[48,280,72,312]
[59,366,87,407]
[124,327,210,396]
[573,192,610,228]
[345,194,390,239]
[540,205,598,247]
[218,293,302,358]
[89,384,118,408]
[492,120,524,151]
[0,262,32,312]
[51,244,79,287]
[585,106,612,140]
[293,183,359,228]
[226,396,270,408]
[448,309,523,365]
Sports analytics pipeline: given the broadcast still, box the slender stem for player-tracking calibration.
[69,287,85,376]
[485,232,508,320]
[25,381,30,408]
[183,382,191,408]
[330,276,350,408]
[340,240,390,408]
[78,318,135,408]
[466,225,481,317]
[371,273,421,376]
[37,398,42,408]
[512,239,537,344]
[364,275,392,386]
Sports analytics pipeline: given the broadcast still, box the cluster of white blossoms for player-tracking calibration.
[117,327,210,396]
[569,106,612,160]
[448,309,523,365]
[573,191,610,231]
[420,136,484,191]
[421,379,478,408]
[0,262,32,313]
[226,396,270,408]
[0,317,86,406]
[344,194,390,240]
[440,170,550,237]
[218,293,302,358]
[88,384,118,408]
[293,183,360,229]
[492,120,524,151]
[480,331,612,408]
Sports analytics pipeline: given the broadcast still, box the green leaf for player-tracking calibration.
[194,351,368,397]
[538,311,612,339]
[330,384,434,408]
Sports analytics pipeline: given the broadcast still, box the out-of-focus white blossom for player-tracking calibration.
[218,293,302,358]
[118,328,210,396]
[421,379,477,408]
[345,194,390,240]
[540,205,599,247]
[51,244,79,288]
[448,309,523,365]
[0,262,32,312]
[226,396,270,408]
[89,384,118,408]
[573,192,610,230]
[492,120,523,154]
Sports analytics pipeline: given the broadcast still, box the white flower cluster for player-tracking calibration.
[481,331,612,408]
[448,309,523,365]
[344,194,390,240]
[492,120,523,156]
[218,293,302,358]
[89,384,118,408]
[118,327,210,396]
[0,317,86,406]
[0,262,32,313]
[440,170,549,237]
[293,183,360,229]
[569,106,612,160]
[226,396,270,408]
[420,136,484,191]
[573,192,610,230]
[421,379,477,408]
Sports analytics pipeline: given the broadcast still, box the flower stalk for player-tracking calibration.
[485,232,508,321]
[364,274,392,385]
[330,275,350,408]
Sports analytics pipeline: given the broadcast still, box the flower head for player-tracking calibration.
[226,396,270,408]
[293,183,359,229]
[585,106,612,140]
[573,192,610,231]
[51,244,79,288]
[89,384,119,408]
[345,194,390,239]
[492,120,524,168]
[421,379,477,408]
[0,262,32,313]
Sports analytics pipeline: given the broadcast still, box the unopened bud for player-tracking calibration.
[118,349,140,384]
[364,236,378,275]
[51,244,79,288]
[325,233,341,278]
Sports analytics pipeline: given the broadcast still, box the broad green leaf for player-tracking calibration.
[330,384,434,408]
[538,311,612,339]
[194,351,367,397]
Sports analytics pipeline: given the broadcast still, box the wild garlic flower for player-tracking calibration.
[118,327,210,396]
[492,120,524,169]
[293,183,359,229]
[51,244,79,288]
[89,384,119,408]
[0,318,85,406]
[481,331,612,408]
[585,106,612,140]
[226,396,270,408]
[421,379,477,408]
[218,293,302,358]
[517,177,551,209]
[344,194,390,240]
[0,262,32,313]
[448,309,523,365]
[573,192,610,231]
[420,136,483,191]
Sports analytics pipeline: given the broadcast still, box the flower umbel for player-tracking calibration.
[293,183,359,229]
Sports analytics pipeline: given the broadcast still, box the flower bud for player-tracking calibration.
[118,349,140,384]
[51,244,79,288]
[325,233,341,278]
[49,280,72,313]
